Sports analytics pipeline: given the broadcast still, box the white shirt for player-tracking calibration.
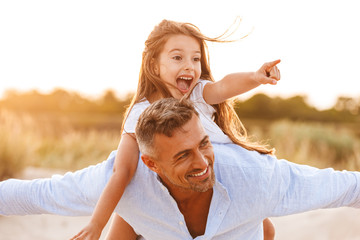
[123,80,232,144]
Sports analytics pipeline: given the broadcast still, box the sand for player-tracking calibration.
[1,167,360,240]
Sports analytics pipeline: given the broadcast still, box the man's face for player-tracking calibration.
[150,114,215,193]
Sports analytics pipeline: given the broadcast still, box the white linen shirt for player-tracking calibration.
[123,79,232,144]
[2,143,360,239]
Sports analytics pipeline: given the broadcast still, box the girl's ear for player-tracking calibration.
[141,155,160,173]
[151,58,159,75]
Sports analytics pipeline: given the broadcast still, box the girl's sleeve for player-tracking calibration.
[189,79,216,118]
[189,79,212,104]
[123,101,149,134]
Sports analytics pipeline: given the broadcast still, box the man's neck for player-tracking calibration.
[169,187,214,238]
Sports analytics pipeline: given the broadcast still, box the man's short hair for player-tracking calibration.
[135,98,199,157]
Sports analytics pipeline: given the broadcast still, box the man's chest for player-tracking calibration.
[180,199,211,238]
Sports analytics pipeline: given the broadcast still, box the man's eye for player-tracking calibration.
[200,140,209,148]
[178,152,189,160]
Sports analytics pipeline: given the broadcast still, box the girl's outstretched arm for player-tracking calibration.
[71,133,139,240]
[203,60,281,105]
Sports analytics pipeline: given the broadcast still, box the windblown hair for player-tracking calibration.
[135,98,198,156]
[123,19,274,155]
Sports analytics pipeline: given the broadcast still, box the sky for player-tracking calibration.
[0,0,359,110]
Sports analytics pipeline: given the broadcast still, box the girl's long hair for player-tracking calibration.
[122,19,274,155]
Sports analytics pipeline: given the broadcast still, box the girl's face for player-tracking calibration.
[155,34,202,99]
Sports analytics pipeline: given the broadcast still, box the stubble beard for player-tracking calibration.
[162,166,215,193]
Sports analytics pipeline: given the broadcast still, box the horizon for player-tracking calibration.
[0,86,348,112]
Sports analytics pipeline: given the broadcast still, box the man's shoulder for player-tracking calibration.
[212,143,277,185]
[212,143,277,205]
[213,143,274,169]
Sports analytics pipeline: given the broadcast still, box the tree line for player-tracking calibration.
[0,88,359,123]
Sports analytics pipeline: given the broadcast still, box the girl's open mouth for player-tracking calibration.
[176,76,193,93]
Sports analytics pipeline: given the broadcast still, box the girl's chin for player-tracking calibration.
[179,89,190,95]
[170,90,187,99]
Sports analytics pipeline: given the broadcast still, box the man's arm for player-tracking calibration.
[263,156,360,217]
[0,151,116,216]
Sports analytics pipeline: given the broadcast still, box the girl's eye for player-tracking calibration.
[173,56,182,60]
[193,57,201,62]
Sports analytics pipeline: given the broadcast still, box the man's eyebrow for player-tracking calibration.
[173,149,189,160]
[200,135,210,144]
[172,135,209,160]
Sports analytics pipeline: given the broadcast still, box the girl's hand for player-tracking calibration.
[70,223,102,240]
[254,59,281,85]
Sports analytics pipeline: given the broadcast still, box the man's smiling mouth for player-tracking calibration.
[189,166,208,177]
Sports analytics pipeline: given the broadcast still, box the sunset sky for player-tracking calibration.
[1,0,359,109]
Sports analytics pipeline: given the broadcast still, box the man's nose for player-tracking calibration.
[192,150,208,168]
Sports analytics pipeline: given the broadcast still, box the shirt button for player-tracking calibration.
[161,186,166,191]
[179,221,184,225]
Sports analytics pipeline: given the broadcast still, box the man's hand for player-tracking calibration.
[254,59,281,85]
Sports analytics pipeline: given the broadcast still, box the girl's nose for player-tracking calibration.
[184,60,194,71]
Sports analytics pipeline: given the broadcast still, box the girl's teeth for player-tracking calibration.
[179,77,192,80]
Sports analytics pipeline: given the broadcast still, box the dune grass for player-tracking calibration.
[263,120,360,170]
[34,129,119,170]
[1,110,359,180]
[0,110,119,180]
[0,110,36,179]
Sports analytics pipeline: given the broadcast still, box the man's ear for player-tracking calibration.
[141,155,160,174]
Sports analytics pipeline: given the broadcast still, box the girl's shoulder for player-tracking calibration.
[129,99,150,118]
[190,79,212,100]
[123,99,150,133]
[133,99,151,110]
[196,79,212,89]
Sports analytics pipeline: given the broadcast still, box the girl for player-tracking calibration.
[72,19,280,240]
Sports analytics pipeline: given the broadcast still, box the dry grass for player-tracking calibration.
[264,120,360,170]
[0,110,36,179]
[1,110,359,180]
[0,110,119,180]
[34,129,119,170]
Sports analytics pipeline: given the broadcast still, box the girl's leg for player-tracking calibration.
[263,218,275,240]
[105,214,138,240]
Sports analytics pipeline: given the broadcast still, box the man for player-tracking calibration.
[1,98,360,239]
